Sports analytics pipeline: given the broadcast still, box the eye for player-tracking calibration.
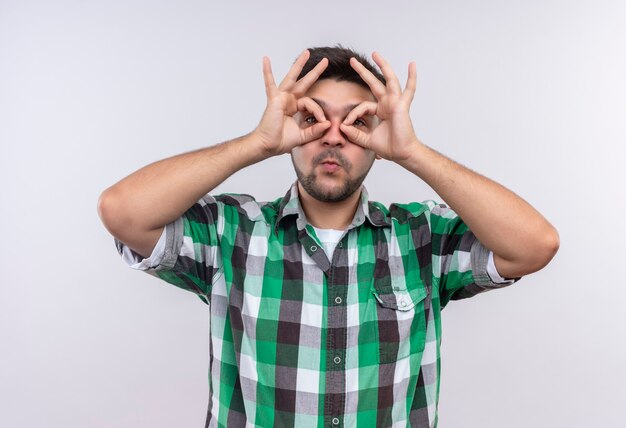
[353,118,367,127]
[304,116,318,124]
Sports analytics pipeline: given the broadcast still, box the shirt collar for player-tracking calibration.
[275,181,391,233]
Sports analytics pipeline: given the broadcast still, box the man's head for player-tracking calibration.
[291,46,384,203]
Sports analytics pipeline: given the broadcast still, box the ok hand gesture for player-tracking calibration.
[339,52,419,163]
[253,50,331,156]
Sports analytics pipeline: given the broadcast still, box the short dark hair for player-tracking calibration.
[297,45,386,89]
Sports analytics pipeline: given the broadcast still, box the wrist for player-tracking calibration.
[221,133,273,171]
[396,137,426,169]
[246,128,283,160]
[241,131,278,162]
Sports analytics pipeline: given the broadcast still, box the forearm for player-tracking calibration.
[399,139,559,278]
[98,133,268,235]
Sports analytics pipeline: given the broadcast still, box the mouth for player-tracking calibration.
[319,159,341,173]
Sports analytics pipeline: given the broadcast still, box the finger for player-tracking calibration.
[301,121,331,143]
[279,49,310,91]
[339,123,371,149]
[297,97,327,123]
[371,51,402,94]
[292,58,329,96]
[402,61,417,103]
[262,56,277,97]
[349,57,387,99]
[342,101,378,126]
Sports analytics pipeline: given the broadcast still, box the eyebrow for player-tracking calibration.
[311,97,360,114]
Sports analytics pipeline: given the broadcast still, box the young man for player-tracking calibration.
[98,46,559,427]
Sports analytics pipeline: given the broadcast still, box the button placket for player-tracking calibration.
[324,232,349,428]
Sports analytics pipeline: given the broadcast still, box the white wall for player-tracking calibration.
[1,0,624,426]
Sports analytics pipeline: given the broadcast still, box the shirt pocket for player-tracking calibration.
[371,278,430,364]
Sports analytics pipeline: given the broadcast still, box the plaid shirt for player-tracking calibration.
[116,182,517,427]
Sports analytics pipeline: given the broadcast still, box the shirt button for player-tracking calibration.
[332,417,340,425]
[334,296,342,304]
[310,245,317,252]
[333,356,341,364]
[338,241,342,248]
[400,299,408,308]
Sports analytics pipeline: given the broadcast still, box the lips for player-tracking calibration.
[312,151,351,172]
[319,159,341,173]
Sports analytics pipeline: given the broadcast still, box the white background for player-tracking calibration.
[1,0,625,426]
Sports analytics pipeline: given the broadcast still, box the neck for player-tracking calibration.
[297,182,362,230]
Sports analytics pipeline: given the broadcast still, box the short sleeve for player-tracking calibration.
[487,250,516,284]
[427,202,520,308]
[114,194,224,299]
[117,223,168,269]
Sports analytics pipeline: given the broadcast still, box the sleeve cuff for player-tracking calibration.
[114,217,184,271]
[470,240,518,287]
[487,250,516,284]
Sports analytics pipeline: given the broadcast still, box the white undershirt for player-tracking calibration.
[311,226,345,260]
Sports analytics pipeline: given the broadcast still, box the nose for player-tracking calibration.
[322,119,347,147]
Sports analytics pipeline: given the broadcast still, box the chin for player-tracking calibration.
[305,180,360,203]
[293,161,368,203]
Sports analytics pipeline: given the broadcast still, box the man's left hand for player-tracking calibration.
[340,52,419,162]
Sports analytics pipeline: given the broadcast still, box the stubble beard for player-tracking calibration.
[292,149,374,203]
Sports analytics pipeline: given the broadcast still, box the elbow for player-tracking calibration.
[527,226,560,273]
[97,188,128,237]
[545,227,561,264]
[495,227,560,279]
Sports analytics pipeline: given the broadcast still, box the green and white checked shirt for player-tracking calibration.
[116,182,518,427]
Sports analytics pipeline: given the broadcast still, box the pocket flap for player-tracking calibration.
[372,282,428,311]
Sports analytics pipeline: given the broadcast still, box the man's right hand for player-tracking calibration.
[252,50,331,156]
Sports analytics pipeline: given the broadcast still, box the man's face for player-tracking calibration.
[291,79,378,203]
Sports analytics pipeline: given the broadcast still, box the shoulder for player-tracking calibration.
[371,199,451,224]
[211,193,283,224]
